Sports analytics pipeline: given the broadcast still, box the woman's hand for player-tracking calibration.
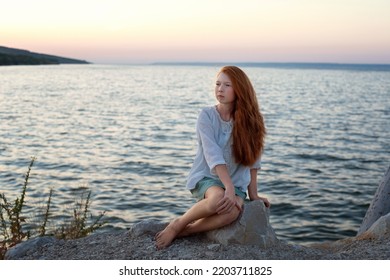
[250,195,271,208]
[214,164,241,214]
[216,188,239,214]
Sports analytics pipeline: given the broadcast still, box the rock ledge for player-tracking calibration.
[5,203,390,260]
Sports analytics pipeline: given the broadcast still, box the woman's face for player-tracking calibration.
[215,72,236,105]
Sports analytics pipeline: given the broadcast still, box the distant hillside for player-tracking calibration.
[0,46,90,66]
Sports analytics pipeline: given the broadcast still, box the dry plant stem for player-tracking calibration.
[39,188,53,236]
[0,157,106,259]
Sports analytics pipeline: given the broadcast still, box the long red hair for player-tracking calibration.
[218,66,266,166]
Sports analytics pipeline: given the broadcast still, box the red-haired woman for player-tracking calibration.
[156,66,270,249]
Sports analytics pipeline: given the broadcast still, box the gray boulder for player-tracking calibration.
[359,212,390,239]
[129,219,167,237]
[5,236,57,260]
[128,200,278,248]
[207,200,278,247]
[358,165,390,235]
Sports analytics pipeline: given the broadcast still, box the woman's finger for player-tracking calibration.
[217,199,235,214]
[216,200,228,213]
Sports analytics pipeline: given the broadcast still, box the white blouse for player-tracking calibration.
[186,106,261,193]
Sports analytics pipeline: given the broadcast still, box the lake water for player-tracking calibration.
[1,64,389,245]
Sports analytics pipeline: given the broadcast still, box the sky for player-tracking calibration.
[2,0,390,64]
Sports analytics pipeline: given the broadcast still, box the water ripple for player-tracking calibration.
[1,65,389,245]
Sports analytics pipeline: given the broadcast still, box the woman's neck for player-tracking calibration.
[216,103,233,121]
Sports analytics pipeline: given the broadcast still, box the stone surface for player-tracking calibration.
[128,200,278,248]
[129,219,167,237]
[358,165,390,235]
[5,236,57,260]
[358,212,390,239]
[206,200,278,247]
[5,217,390,259]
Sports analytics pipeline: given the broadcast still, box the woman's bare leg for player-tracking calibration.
[155,187,243,249]
[179,195,243,237]
[155,187,224,249]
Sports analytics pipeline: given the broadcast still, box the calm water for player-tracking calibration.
[1,64,389,245]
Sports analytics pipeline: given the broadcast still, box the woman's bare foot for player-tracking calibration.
[155,219,182,249]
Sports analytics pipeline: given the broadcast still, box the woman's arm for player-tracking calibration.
[248,168,271,208]
[215,164,239,214]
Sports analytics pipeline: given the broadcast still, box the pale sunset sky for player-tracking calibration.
[2,0,390,64]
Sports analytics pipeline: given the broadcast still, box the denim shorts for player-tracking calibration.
[191,177,247,201]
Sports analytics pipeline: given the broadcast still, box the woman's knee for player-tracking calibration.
[204,186,224,212]
[224,196,243,224]
[220,206,241,226]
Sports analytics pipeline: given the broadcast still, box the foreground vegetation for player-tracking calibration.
[0,157,105,259]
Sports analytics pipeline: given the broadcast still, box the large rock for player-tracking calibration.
[358,212,390,240]
[206,200,278,247]
[315,212,390,253]
[358,165,390,235]
[128,200,278,248]
[5,236,57,260]
[129,219,167,237]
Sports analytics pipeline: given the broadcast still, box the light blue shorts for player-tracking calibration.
[190,177,247,201]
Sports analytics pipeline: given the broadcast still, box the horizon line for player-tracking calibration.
[90,61,390,71]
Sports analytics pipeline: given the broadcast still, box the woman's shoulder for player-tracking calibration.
[197,106,218,121]
[196,106,219,128]
[200,105,216,112]
[199,105,217,117]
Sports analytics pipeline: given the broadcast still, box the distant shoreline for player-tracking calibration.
[1,45,389,71]
[0,46,90,66]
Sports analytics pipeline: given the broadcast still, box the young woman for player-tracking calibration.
[155,66,269,249]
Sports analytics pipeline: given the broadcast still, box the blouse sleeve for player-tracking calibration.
[196,109,226,175]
